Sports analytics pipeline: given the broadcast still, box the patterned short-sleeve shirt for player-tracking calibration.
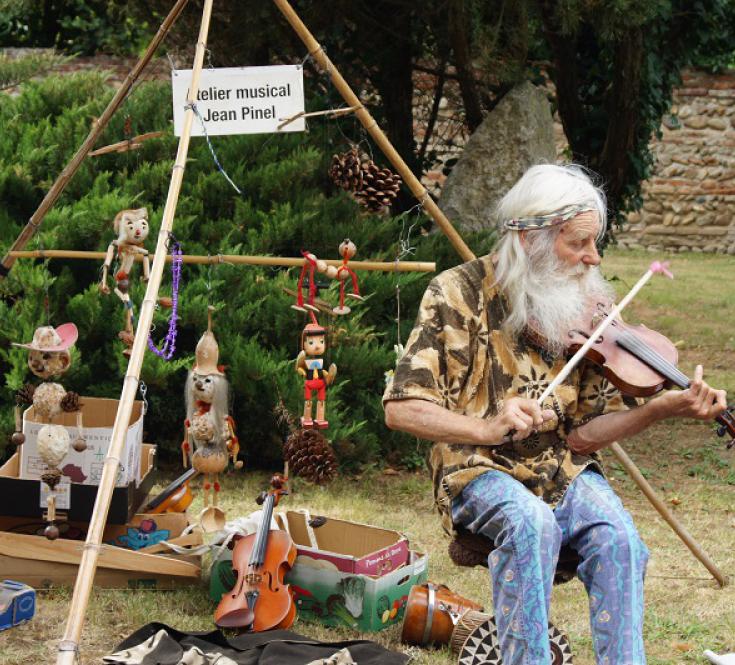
[382,255,630,535]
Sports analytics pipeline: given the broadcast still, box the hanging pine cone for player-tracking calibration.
[283,428,338,485]
[328,146,363,192]
[16,384,35,406]
[61,391,81,413]
[356,159,402,213]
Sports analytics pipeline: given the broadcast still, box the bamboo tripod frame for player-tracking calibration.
[7,249,435,273]
[55,1,216,663]
[0,0,190,280]
[33,0,718,658]
[271,0,727,588]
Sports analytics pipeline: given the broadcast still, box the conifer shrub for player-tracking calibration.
[0,73,495,471]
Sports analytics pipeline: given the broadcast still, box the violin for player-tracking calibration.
[568,302,735,447]
[214,473,296,630]
[144,468,197,514]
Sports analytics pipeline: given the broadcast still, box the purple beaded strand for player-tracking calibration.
[147,236,182,360]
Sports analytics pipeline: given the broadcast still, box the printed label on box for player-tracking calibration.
[39,476,70,510]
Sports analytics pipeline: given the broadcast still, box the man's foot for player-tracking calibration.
[314,419,329,429]
[300,417,314,428]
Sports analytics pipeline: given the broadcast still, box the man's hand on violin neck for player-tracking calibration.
[496,397,556,442]
[655,364,728,421]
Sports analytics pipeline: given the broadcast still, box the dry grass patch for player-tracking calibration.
[1,250,734,664]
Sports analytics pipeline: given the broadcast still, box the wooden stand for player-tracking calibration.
[55,1,216,662]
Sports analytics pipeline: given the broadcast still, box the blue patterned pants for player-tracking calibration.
[451,468,649,665]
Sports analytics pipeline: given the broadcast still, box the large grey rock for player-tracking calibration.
[439,81,556,232]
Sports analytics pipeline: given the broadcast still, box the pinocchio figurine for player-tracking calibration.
[296,321,337,429]
[99,207,151,354]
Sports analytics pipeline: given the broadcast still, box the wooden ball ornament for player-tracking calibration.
[44,524,60,541]
[11,432,25,447]
[72,437,88,453]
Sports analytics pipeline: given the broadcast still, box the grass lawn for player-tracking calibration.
[1,249,734,664]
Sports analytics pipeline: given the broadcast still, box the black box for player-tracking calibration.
[0,444,156,524]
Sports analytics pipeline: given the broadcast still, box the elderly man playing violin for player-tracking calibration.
[383,164,728,665]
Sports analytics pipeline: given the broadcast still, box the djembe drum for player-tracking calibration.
[400,582,484,647]
[450,610,573,665]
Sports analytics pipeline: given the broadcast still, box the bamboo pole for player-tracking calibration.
[610,442,727,587]
[272,0,474,264]
[0,0,190,280]
[55,2,215,663]
[270,0,727,588]
[7,249,435,273]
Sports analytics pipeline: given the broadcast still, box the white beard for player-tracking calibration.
[521,253,615,356]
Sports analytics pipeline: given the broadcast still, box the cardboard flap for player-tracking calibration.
[283,510,404,558]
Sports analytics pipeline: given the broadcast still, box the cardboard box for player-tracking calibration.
[286,551,428,631]
[0,510,201,590]
[209,512,427,632]
[210,551,428,632]
[20,397,144,488]
[0,443,156,524]
[278,510,410,576]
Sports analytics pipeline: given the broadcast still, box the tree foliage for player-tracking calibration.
[0,72,493,469]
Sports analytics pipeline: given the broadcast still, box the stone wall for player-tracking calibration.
[619,69,735,254]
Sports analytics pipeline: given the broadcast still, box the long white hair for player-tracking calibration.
[494,164,613,354]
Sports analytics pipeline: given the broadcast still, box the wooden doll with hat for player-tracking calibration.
[295,320,337,429]
[98,208,151,354]
[11,323,86,540]
[181,307,240,531]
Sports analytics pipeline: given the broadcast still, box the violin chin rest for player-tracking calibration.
[215,605,255,629]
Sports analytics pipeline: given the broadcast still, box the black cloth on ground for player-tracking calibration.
[106,622,410,665]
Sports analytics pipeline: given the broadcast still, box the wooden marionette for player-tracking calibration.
[181,307,241,531]
[11,323,86,540]
[98,208,151,353]
[295,320,337,429]
[291,238,364,315]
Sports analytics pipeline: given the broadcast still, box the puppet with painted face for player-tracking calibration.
[12,323,85,539]
[99,208,151,352]
[296,322,337,429]
[181,308,240,519]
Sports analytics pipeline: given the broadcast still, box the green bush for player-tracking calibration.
[0,72,495,471]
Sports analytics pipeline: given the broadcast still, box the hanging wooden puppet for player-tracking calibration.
[11,323,85,540]
[291,239,364,315]
[181,307,240,532]
[295,321,337,429]
[98,208,151,354]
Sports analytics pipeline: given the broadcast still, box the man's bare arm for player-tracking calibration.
[569,364,727,454]
[384,398,555,445]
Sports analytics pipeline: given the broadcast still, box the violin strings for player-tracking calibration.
[617,333,689,387]
[616,331,690,389]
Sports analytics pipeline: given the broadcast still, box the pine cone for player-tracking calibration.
[61,391,81,413]
[356,159,402,212]
[328,147,363,192]
[16,384,35,406]
[283,428,338,485]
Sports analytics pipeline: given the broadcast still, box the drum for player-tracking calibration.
[450,611,573,664]
[400,582,484,647]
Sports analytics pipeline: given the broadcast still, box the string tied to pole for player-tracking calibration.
[185,102,244,196]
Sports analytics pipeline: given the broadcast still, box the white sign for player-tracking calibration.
[172,65,305,136]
